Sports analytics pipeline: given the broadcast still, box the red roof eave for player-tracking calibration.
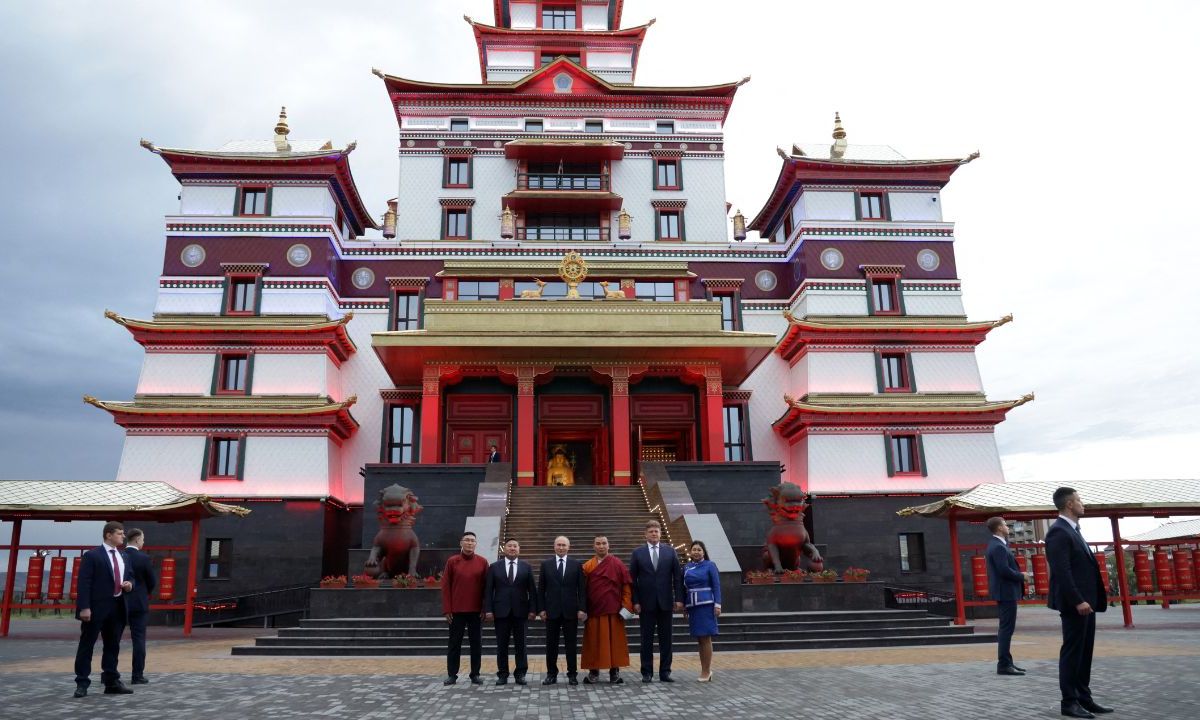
[775,319,1008,363]
[772,404,1017,441]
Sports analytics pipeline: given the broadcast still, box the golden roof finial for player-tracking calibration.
[274,106,291,152]
[830,112,847,159]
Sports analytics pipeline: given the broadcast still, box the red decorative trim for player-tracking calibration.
[380,389,422,402]
[108,314,356,364]
[860,264,905,276]
[701,278,744,290]
[775,316,1004,363]
[648,148,685,158]
[723,390,753,402]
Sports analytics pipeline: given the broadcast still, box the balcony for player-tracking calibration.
[518,172,610,192]
[515,225,611,242]
[504,172,622,212]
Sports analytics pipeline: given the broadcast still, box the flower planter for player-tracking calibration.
[810,576,837,583]
[780,575,806,584]
[319,582,347,589]
[843,576,867,583]
[745,575,775,585]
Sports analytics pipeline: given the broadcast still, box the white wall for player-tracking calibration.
[137,353,215,394]
[921,433,1005,486]
[587,50,632,69]
[259,287,340,316]
[802,431,1005,493]
[610,156,728,242]
[337,310,392,505]
[791,286,870,317]
[806,352,878,393]
[888,191,942,222]
[270,187,335,218]
[116,435,208,489]
[180,186,236,216]
[394,155,512,241]
[487,49,535,69]
[251,353,332,396]
[901,283,966,316]
[155,287,224,315]
[581,4,608,29]
[243,435,333,496]
[798,191,855,221]
[910,352,984,392]
[509,2,536,28]
[806,434,883,491]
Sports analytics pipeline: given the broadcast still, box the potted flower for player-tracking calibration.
[744,570,775,585]
[319,575,347,589]
[843,567,871,583]
[423,573,442,588]
[351,574,380,589]
[391,573,419,589]
[781,569,807,584]
[810,569,839,583]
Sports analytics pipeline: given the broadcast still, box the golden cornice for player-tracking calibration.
[780,392,1035,413]
[107,310,353,332]
[439,259,693,279]
[84,394,358,415]
[781,312,1012,331]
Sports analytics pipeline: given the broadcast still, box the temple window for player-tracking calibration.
[541,6,576,29]
[444,157,471,188]
[722,404,749,461]
[238,187,269,216]
[390,292,422,330]
[457,281,500,301]
[384,404,419,463]
[635,281,675,302]
[524,119,544,133]
[654,159,681,190]
[541,52,581,66]
[215,353,251,394]
[525,161,603,190]
[856,191,888,220]
[899,533,927,572]
[656,210,683,240]
[449,117,469,132]
[585,119,603,133]
[716,293,739,330]
[205,436,242,479]
[204,538,232,579]
[225,277,259,315]
[522,212,602,241]
[878,352,912,392]
[869,278,901,315]
[443,208,470,239]
[886,433,925,476]
[656,121,675,135]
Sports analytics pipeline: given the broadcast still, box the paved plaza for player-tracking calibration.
[2,605,1197,719]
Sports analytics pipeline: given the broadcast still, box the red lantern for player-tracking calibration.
[1173,549,1195,592]
[46,556,67,601]
[971,555,989,598]
[1032,554,1049,596]
[1016,554,1028,573]
[1154,550,1176,593]
[158,557,176,601]
[69,556,81,600]
[1094,552,1110,593]
[1193,548,1200,592]
[24,555,45,600]
[1134,550,1152,593]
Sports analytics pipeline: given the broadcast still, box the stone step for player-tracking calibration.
[298,610,937,628]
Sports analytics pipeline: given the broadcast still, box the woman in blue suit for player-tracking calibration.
[683,541,721,682]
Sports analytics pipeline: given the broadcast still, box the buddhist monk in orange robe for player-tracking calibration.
[581,535,634,684]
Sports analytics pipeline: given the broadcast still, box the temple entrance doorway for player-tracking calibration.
[536,388,608,485]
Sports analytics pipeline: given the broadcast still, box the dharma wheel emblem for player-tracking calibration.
[558,252,588,299]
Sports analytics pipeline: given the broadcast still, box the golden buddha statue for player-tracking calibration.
[546,445,576,486]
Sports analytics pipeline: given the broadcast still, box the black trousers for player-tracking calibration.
[996,601,1017,668]
[494,616,528,678]
[446,612,483,680]
[545,616,579,677]
[1058,610,1097,705]
[638,607,674,676]
[128,610,148,678]
[74,603,127,688]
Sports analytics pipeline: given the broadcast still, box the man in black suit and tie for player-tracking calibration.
[1046,487,1113,718]
[986,516,1029,676]
[73,521,134,698]
[488,445,501,463]
[484,538,537,685]
[629,519,684,683]
[123,528,157,685]
[538,535,586,686]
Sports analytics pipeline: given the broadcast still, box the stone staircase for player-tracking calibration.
[500,485,667,563]
[231,609,993,656]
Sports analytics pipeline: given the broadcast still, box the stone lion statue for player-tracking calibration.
[762,482,824,573]
[364,483,423,579]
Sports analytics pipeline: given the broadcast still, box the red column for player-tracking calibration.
[420,365,442,464]
[701,367,724,462]
[516,372,535,486]
[183,518,200,637]
[611,368,632,485]
[1111,516,1134,628]
[499,278,515,301]
[1,519,21,637]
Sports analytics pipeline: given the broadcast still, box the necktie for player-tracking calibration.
[508,561,515,583]
[110,549,121,596]
[651,545,659,570]
[558,558,565,578]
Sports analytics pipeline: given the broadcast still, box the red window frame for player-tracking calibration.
[655,159,681,190]
[237,187,269,217]
[879,352,911,393]
[215,352,251,395]
[443,156,471,188]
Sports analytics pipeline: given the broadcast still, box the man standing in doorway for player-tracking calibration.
[538,535,586,685]
[1046,487,1113,718]
[487,445,501,463]
[484,538,537,685]
[985,516,1027,676]
[629,520,684,683]
[73,521,134,698]
[123,528,157,685]
[442,531,489,686]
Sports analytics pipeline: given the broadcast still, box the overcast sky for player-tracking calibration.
[1,1,1197,545]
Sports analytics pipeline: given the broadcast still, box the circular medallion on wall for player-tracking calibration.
[286,243,312,268]
[493,140,502,148]
[180,243,206,267]
[819,247,844,271]
[351,267,376,289]
[754,269,778,292]
[436,140,445,147]
[463,140,472,147]
[708,143,718,151]
[652,142,663,150]
[405,139,415,147]
[916,248,941,272]
[679,143,688,151]
[624,142,633,150]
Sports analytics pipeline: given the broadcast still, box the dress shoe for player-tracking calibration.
[542,676,557,685]
[567,677,579,686]
[131,676,149,685]
[73,686,87,698]
[659,673,675,682]
[1013,665,1027,672]
[469,675,483,685]
[1061,703,1095,719]
[515,676,528,686]
[443,677,457,686]
[610,673,624,685]
[641,673,653,683]
[583,672,599,684]
[495,677,508,686]
[997,666,1026,676]
[103,682,133,695]
[1080,700,1114,714]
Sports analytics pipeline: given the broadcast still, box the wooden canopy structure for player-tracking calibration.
[1,481,250,637]
[897,479,1200,627]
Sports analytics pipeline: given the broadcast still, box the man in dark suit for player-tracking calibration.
[628,519,684,683]
[538,535,586,686]
[73,521,134,698]
[487,445,501,463]
[123,528,157,685]
[985,516,1029,676]
[1046,487,1113,718]
[483,538,537,685]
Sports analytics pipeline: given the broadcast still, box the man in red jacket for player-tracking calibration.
[442,531,489,686]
